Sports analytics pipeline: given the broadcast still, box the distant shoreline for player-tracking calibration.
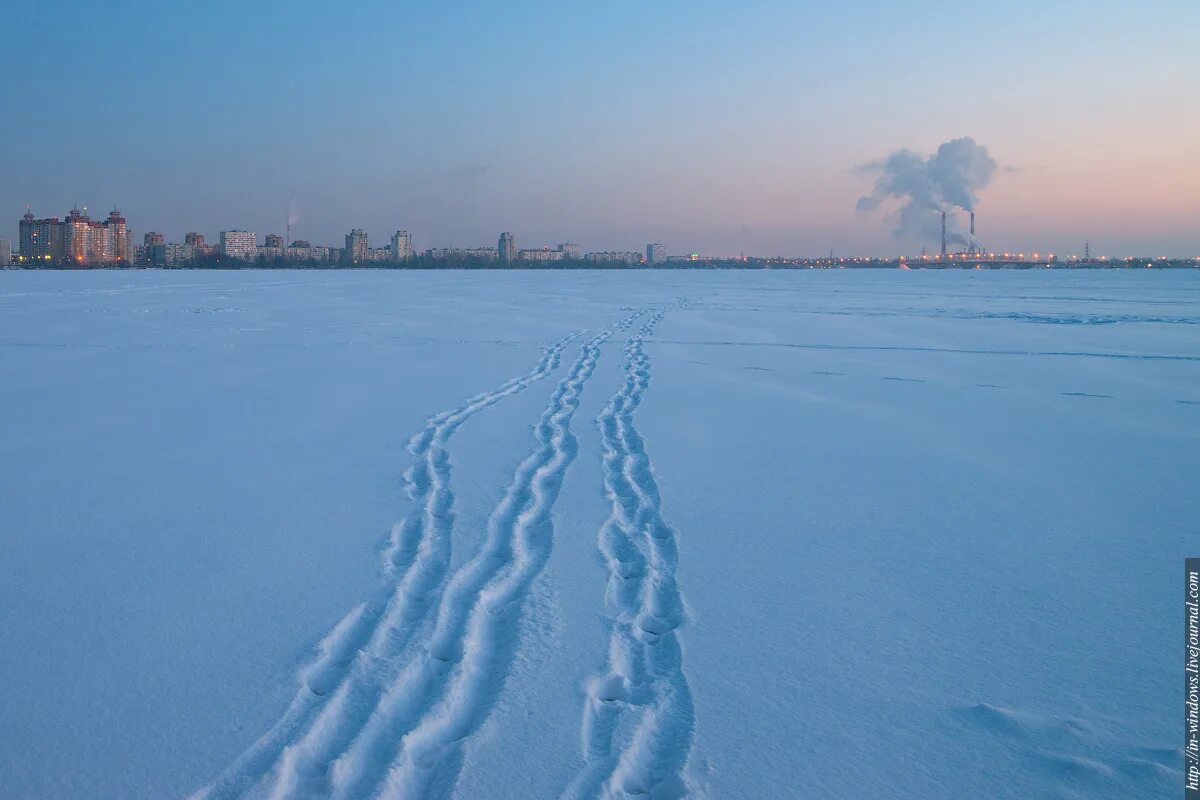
[5,261,1198,272]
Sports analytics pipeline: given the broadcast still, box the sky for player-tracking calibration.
[1,0,1197,257]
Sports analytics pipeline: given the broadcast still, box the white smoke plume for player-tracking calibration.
[287,200,302,237]
[856,137,997,248]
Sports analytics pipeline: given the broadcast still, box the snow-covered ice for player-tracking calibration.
[1,269,1197,799]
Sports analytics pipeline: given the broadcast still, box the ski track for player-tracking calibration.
[323,309,647,800]
[565,307,696,800]
[190,329,583,800]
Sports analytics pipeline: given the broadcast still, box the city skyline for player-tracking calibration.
[9,203,1198,267]
[13,206,676,266]
[2,2,1198,257]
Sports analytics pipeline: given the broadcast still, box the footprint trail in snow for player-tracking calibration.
[332,311,646,799]
[192,310,656,799]
[565,306,695,800]
[192,329,584,800]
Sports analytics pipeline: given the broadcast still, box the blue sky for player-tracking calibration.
[2,0,1197,256]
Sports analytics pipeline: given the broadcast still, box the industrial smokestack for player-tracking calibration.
[940,211,947,256]
[970,211,975,237]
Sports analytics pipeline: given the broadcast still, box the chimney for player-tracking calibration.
[940,211,947,256]
[970,211,975,237]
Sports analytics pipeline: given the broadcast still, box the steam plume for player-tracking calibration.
[856,137,996,247]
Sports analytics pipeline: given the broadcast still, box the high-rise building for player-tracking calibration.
[557,243,581,259]
[18,211,63,264]
[60,207,131,266]
[61,207,92,264]
[646,243,666,265]
[220,230,257,259]
[103,209,131,265]
[0,239,11,266]
[498,232,516,262]
[343,229,368,263]
[184,232,206,247]
[265,233,284,248]
[391,230,413,261]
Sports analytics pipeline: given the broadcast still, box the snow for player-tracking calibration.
[0,268,1197,799]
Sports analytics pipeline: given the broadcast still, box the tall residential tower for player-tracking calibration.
[391,230,413,261]
[646,243,666,265]
[18,212,63,264]
[344,229,368,263]
[498,232,516,263]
